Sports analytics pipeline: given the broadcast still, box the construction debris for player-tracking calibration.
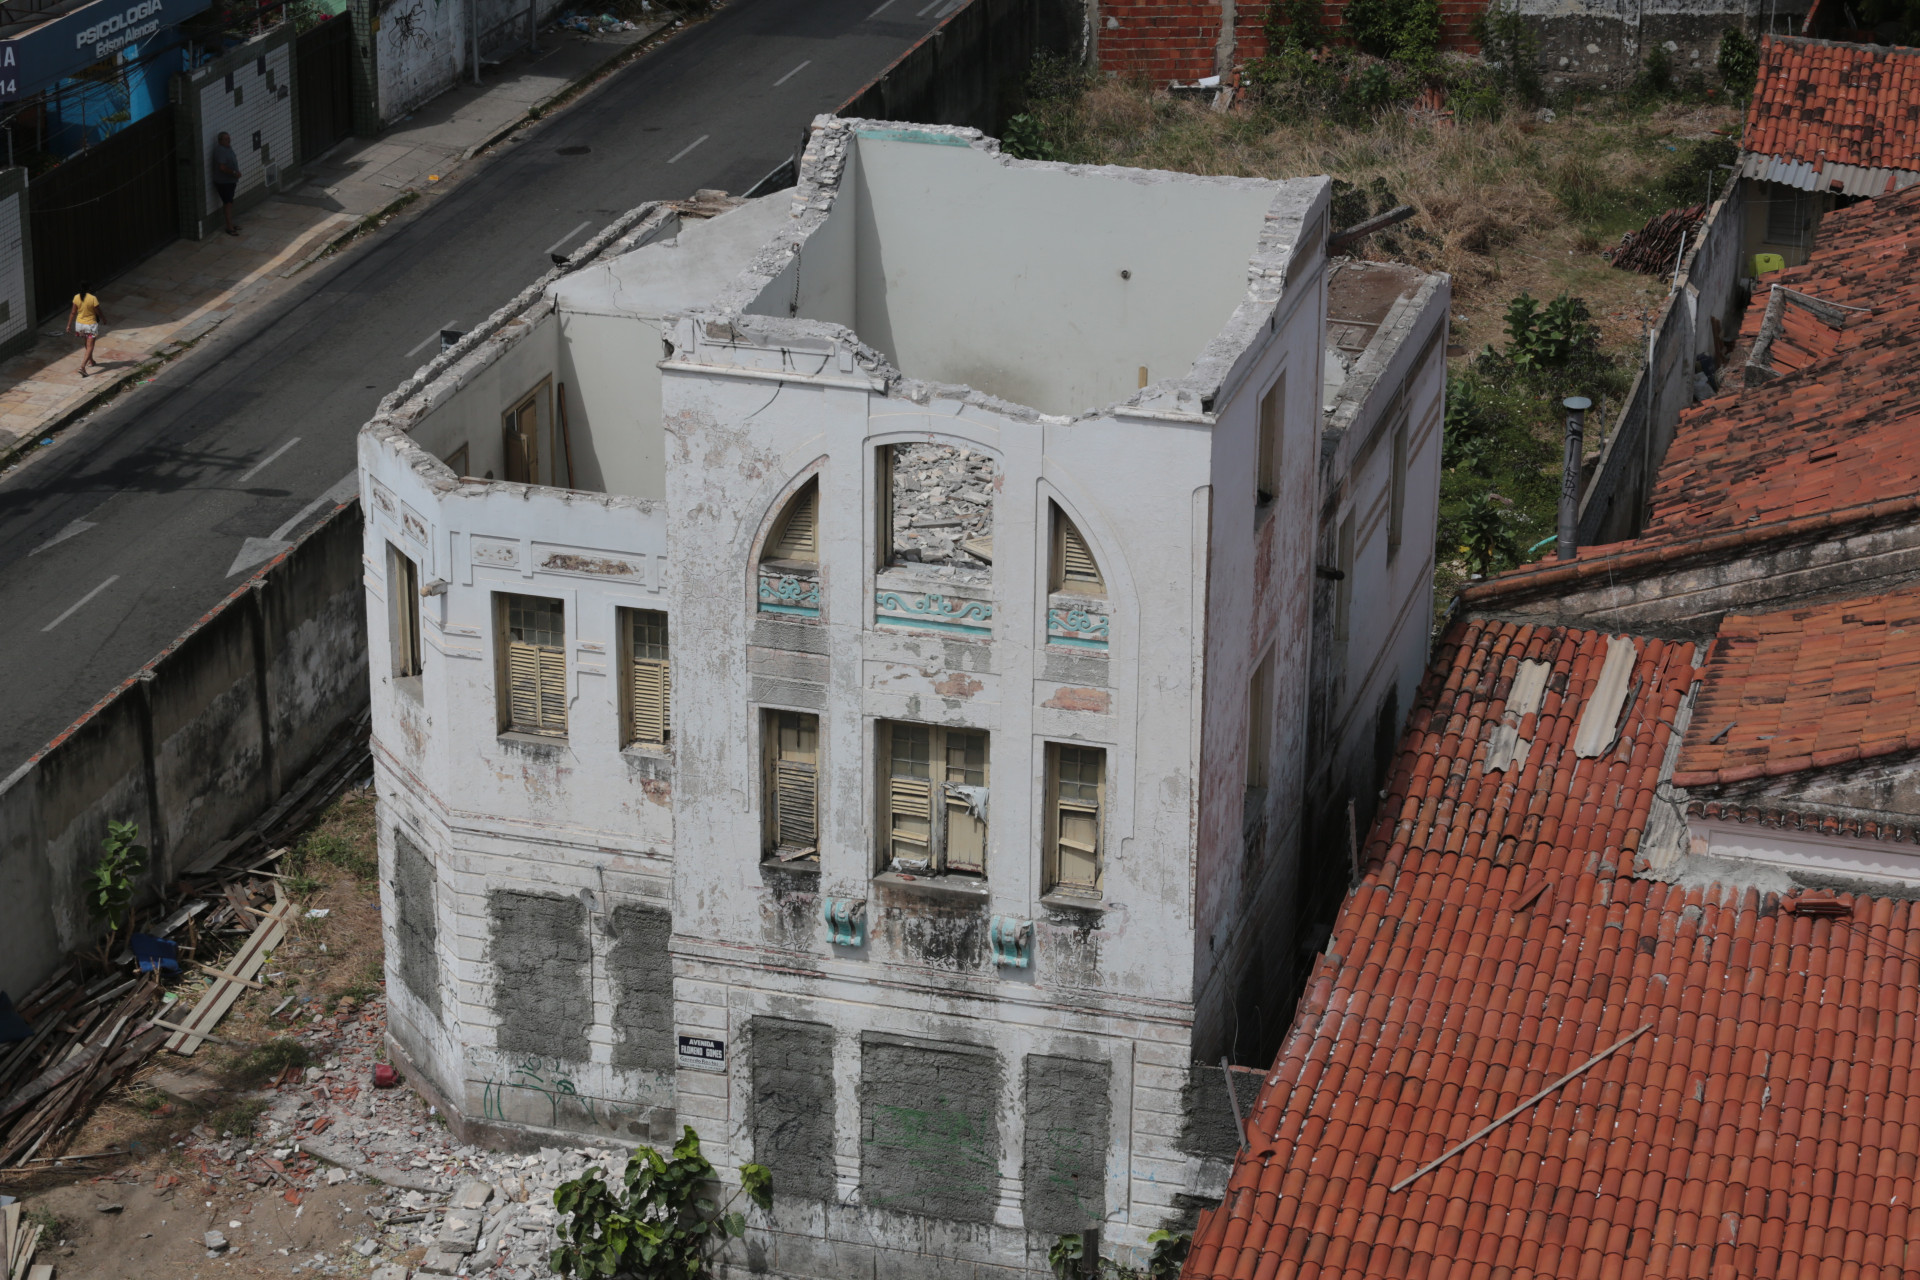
[1607,204,1706,276]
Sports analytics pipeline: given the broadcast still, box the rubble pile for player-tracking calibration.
[1607,204,1707,276]
[888,442,996,572]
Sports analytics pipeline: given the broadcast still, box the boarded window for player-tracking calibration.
[767,480,820,563]
[882,722,989,877]
[502,378,549,485]
[1047,744,1105,895]
[389,543,421,679]
[1257,374,1284,511]
[766,711,819,861]
[1051,506,1104,596]
[1247,651,1272,789]
[499,594,566,736]
[622,608,670,747]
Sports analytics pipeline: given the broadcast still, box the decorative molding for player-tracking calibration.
[824,897,867,947]
[759,570,822,617]
[989,916,1032,968]
[875,589,993,638]
[1048,604,1110,651]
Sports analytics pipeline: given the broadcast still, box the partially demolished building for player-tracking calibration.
[357,116,1447,1274]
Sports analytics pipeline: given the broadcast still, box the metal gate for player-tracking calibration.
[296,17,355,163]
[30,108,178,323]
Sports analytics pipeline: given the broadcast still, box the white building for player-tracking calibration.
[358,117,1448,1275]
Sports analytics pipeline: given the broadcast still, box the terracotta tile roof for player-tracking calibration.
[1673,586,1920,787]
[1185,616,1920,1280]
[1692,798,1918,842]
[1459,181,1920,604]
[1743,36,1920,174]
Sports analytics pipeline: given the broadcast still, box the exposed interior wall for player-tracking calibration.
[0,505,369,997]
[557,311,666,500]
[761,135,1278,416]
[405,307,560,483]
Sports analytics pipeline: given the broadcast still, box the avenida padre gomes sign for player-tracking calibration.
[0,0,213,102]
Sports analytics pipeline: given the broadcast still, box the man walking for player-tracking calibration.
[66,287,104,377]
[210,131,241,236]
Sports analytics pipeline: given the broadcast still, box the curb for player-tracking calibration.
[458,18,681,163]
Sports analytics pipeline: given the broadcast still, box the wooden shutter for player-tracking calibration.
[771,484,818,562]
[506,641,541,731]
[888,777,933,866]
[630,659,669,745]
[1059,517,1102,590]
[943,787,986,874]
[775,760,818,852]
[537,646,566,733]
[1055,801,1100,889]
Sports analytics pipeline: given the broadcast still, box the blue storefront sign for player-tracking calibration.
[0,0,214,102]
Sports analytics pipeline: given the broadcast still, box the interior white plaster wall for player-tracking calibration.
[406,309,559,482]
[557,311,665,499]
[757,136,1279,417]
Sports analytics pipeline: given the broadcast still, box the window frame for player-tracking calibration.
[388,542,422,681]
[1050,505,1105,597]
[496,592,567,738]
[1387,404,1410,558]
[878,720,990,879]
[766,478,820,566]
[1256,372,1285,518]
[1246,650,1272,791]
[1044,742,1106,897]
[1334,512,1356,647]
[764,710,821,864]
[620,607,671,749]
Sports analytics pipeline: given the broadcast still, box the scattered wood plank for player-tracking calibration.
[163,887,293,1056]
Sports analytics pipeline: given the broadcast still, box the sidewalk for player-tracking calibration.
[0,17,668,470]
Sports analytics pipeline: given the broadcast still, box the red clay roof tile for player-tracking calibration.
[1744,37,1920,173]
[1184,616,1920,1280]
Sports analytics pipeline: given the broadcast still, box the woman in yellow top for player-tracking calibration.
[67,287,105,377]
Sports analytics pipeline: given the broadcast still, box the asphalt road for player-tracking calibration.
[0,0,950,772]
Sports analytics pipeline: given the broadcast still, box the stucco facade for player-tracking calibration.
[357,118,1446,1274]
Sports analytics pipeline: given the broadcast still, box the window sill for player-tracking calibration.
[1040,888,1105,914]
[497,730,568,755]
[760,855,820,878]
[394,673,424,702]
[872,870,989,901]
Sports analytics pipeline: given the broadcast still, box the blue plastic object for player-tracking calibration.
[131,932,179,974]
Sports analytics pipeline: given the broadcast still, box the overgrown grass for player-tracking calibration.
[283,788,379,886]
[208,1097,269,1138]
[232,1037,312,1088]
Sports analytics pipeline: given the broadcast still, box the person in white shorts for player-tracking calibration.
[67,288,104,377]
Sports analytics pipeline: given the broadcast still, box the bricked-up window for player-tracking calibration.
[882,722,989,877]
[621,609,670,748]
[1046,744,1105,895]
[498,594,566,736]
[1257,373,1284,513]
[388,543,421,679]
[1050,506,1104,596]
[765,711,819,862]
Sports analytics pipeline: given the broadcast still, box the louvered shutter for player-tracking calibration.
[507,641,541,731]
[630,659,669,745]
[536,646,567,733]
[1060,519,1102,589]
[1056,801,1100,889]
[888,777,933,866]
[944,786,986,874]
[775,760,818,852]
[771,485,818,562]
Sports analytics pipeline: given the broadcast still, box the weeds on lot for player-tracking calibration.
[233,1038,312,1088]
[209,1097,269,1138]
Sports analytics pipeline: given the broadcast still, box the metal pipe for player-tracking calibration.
[1557,396,1591,559]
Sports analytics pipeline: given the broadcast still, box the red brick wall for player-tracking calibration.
[1095,0,1481,83]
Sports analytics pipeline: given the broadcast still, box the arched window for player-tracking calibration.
[1047,504,1109,651]
[1051,505,1104,596]
[758,478,822,618]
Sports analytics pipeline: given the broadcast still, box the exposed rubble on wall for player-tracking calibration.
[888,442,996,573]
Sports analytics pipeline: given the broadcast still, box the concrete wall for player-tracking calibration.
[175,27,301,241]
[1579,175,1748,547]
[372,0,565,127]
[0,504,368,998]
[0,167,33,361]
[838,0,1083,137]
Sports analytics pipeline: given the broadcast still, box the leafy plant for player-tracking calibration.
[1049,1232,1087,1279]
[550,1127,771,1279]
[1342,0,1441,67]
[1470,0,1541,104]
[1502,292,1600,370]
[86,820,148,936]
[1001,113,1056,161]
[1459,492,1520,576]
[1634,45,1674,100]
[1263,0,1325,49]
[1146,1229,1191,1277]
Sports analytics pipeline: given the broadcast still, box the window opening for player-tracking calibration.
[389,544,421,679]
[1048,744,1105,895]
[623,609,670,747]
[502,378,550,485]
[1387,408,1409,557]
[1257,374,1284,512]
[1051,506,1105,596]
[500,594,566,735]
[1247,651,1272,789]
[767,711,820,862]
[882,722,989,877]
[883,443,996,574]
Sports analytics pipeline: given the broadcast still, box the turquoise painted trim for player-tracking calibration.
[854,127,972,147]
[759,603,821,618]
[875,616,992,638]
[1047,636,1109,651]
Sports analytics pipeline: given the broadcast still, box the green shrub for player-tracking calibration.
[289,831,376,881]
[1001,113,1055,160]
[1342,0,1441,66]
[86,820,148,935]
[1264,0,1326,49]
[1470,1,1541,104]
[550,1127,771,1279]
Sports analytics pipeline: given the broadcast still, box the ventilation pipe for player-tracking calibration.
[1557,397,1591,560]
